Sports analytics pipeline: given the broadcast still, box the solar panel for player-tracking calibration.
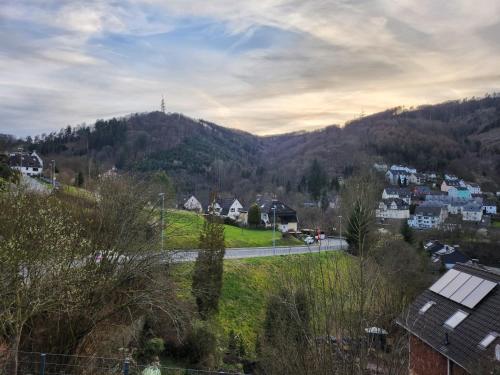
[440,272,471,298]
[429,269,460,293]
[449,275,483,304]
[429,269,497,309]
[461,279,497,308]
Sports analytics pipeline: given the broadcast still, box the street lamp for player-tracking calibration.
[159,193,165,252]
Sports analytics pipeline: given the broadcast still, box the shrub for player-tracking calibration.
[145,337,165,356]
[182,321,218,368]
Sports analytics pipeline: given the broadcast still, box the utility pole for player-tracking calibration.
[18,147,23,172]
[338,215,343,251]
[159,193,165,252]
[51,160,55,188]
[272,205,276,255]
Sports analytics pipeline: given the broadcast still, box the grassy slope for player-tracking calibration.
[165,209,302,249]
[171,252,352,353]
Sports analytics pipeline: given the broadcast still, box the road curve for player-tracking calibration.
[169,238,348,262]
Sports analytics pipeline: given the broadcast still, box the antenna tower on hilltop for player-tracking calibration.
[160,95,166,113]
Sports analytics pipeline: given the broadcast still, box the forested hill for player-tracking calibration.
[7,94,500,198]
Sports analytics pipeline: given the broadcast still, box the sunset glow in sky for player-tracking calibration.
[2,0,500,136]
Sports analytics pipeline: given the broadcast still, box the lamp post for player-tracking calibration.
[159,193,165,252]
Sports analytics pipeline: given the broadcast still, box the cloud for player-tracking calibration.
[1,0,500,137]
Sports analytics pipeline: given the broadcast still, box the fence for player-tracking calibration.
[0,351,243,375]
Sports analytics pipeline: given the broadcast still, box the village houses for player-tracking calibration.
[8,150,43,177]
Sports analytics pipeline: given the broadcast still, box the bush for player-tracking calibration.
[223,217,239,227]
[182,321,218,368]
[145,337,165,356]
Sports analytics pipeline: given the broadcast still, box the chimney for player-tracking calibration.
[444,333,449,346]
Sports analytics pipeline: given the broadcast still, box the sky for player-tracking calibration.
[1,1,500,137]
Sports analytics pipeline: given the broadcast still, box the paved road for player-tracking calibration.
[169,238,348,262]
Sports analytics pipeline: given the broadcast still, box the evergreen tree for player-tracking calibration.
[345,200,372,255]
[401,220,414,244]
[297,176,307,193]
[76,171,84,187]
[248,204,261,228]
[192,215,225,319]
[320,192,330,212]
[307,159,327,201]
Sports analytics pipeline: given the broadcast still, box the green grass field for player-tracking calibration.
[492,220,500,228]
[164,209,302,249]
[171,252,353,353]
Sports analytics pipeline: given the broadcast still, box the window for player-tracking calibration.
[419,301,436,314]
[230,208,235,212]
[444,310,469,329]
[479,332,498,349]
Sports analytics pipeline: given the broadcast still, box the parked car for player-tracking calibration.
[304,236,315,245]
[315,231,326,241]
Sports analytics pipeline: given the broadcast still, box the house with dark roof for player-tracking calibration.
[441,179,462,193]
[382,187,412,204]
[376,198,410,220]
[397,263,500,374]
[386,166,416,185]
[466,182,481,195]
[424,241,470,270]
[408,206,448,229]
[8,151,43,177]
[258,198,298,232]
[209,197,246,223]
[462,203,483,222]
[483,200,497,215]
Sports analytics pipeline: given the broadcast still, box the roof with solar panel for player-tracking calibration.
[397,262,500,373]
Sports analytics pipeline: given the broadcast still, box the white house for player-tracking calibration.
[183,195,203,213]
[462,203,483,222]
[385,165,416,185]
[483,200,497,215]
[466,182,481,195]
[409,173,425,185]
[408,206,447,229]
[382,187,411,204]
[217,198,245,221]
[444,174,459,181]
[375,199,410,219]
[390,165,417,174]
[8,151,43,177]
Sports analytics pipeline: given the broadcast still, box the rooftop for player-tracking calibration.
[397,263,500,373]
